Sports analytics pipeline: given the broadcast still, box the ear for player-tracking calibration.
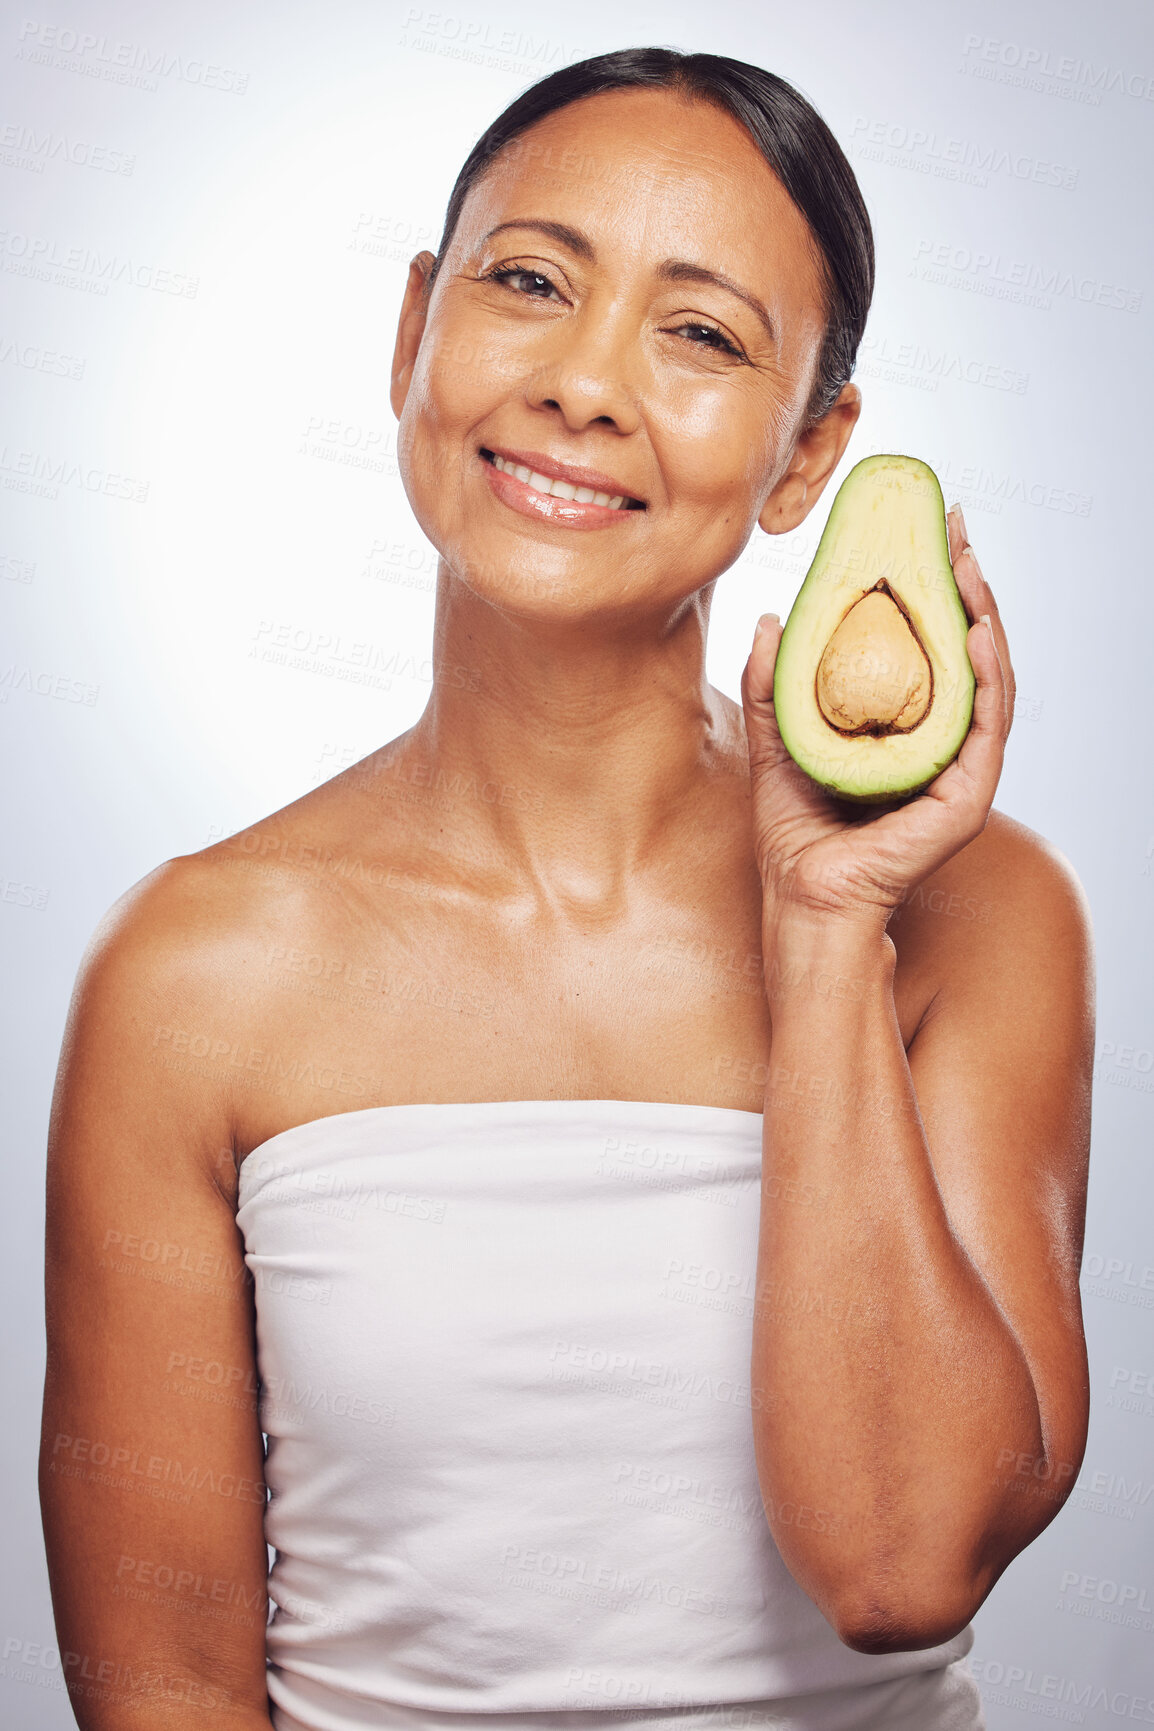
[757,383,862,535]
[389,250,438,420]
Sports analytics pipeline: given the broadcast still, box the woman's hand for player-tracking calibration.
[740,505,1016,931]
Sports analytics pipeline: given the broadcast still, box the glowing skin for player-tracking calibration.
[40,83,1091,1707]
[392,86,845,631]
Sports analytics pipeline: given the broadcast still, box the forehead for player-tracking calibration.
[457,86,825,313]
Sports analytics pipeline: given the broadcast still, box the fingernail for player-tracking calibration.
[754,612,780,641]
[981,612,994,637]
[950,502,969,543]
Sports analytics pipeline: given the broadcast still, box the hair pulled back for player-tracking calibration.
[426,47,874,422]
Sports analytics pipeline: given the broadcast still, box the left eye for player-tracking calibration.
[674,322,743,357]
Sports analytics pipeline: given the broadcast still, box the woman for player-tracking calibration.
[40,46,1093,1731]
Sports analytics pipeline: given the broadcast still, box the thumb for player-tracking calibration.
[740,613,786,773]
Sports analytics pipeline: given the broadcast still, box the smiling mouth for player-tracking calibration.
[479,448,646,511]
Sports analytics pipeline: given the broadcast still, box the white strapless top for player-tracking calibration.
[236,1099,983,1731]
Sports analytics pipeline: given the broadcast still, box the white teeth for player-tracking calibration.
[532,471,575,500]
[490,452,632,508]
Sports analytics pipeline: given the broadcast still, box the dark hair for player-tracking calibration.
[426,47,874,423]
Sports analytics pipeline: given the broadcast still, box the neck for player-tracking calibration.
[394,563,746,909]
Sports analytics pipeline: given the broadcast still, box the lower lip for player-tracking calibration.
[480,453,642,530]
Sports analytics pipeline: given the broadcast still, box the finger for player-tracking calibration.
[744,612,782,707]
[927,612,1008,815]
[947,505,1016,722]
[953,547,1013,733]
[946,502,967,567]
[948,505,998,623]
[740,615,795,778]
[739,614,832,819]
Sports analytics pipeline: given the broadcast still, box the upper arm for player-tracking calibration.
[40,862,271,1728]
[901,812,1094,1513]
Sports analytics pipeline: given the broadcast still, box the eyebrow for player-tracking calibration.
[479,219,777,344]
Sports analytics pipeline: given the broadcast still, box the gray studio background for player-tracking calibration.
[3,0,1152,1723]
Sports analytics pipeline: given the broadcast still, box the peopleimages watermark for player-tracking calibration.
[969,1656,1154,1720]
[0,121,135,176]
[348,211,436,265]
[47,1431,265,1504]
[0,663,99,705]
[299,415,396,476]
[0,336,85,380]
[248,618,481,696]
[1094,1037,1154,1097]
[923,452,1091,519]
[850,116,1078,190]
[857,332,1027,396]
[960,34,1154,103]
[0,1634,237,1710]
[397,7,580,77]
[1069,1461,1154,1520]
[0,444,148,503]
[911,238,1141,315]
[14,20,250,94]
[0,229,198,298]
[0,875,49,910]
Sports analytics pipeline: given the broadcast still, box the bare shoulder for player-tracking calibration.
[58,773,411,1149]
[891,807,1094,987]
[78,757,417,994]
[69,829,306,1030]
[54,853,269,1186]
[947,807,1090,920]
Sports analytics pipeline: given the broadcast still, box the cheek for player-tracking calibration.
[418,294,534,421]
[399,338,480,502]
[653,383,785,512]
[415,332,480,432]
[397,376,459,530]
[407,339,539,521]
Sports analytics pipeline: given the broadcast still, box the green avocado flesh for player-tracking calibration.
[772,454,975,803]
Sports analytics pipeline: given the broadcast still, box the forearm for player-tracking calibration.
[69,1704,272,1731]
[51,1618,273,1731]
[69,1703,273,1731]
[753,910,1044,1646]
[52,1620,271,1731]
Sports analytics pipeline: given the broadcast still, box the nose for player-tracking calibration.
[523,303,643,437]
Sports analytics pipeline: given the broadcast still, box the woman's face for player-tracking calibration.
[391,85,856,625]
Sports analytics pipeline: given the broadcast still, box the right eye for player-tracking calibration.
[483,265,564,301]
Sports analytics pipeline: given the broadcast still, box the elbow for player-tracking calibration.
[830,1586,980,1656]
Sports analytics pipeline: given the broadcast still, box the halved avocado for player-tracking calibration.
[772,454,975,803]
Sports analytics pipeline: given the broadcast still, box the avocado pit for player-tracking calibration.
[815,581,933,736]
